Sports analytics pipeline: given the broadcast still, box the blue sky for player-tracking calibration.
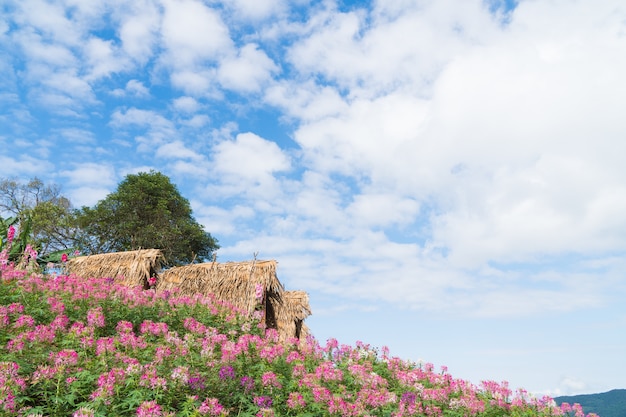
[2,0,625,397]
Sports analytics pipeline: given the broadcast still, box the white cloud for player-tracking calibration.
[224,0,287,22]
[193,204,256,237]
[55,127,96,144]
[287,0,498,97]
[205,132,293,204]
[13,0,83,47]
[181,114,210,128]
[0,155,54,178]
[111,80,150,98]
[59,162,117,206]
[217,43,279,93]
[109,107,177,146]
[172,96,200,113]
[170,69,219,97]
[346,193,420,228]
[40,70,95,103]
[155,140,203,161]
[294,92,429,179]
[14,30,76,67]
[161,0,232,67]
[117,0,160,64]
[264,80,348,122]
[65,186,111,207]
[212,132,291,182]
[167,160,210,177]
[84,37,130,81]
[59,162,116,188]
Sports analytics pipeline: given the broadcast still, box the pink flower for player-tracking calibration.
[7,226,15,243]
[61,253,68,262]
[86,307,105,328]
[255,283,263,300]
[137,400,163,417]
[261,371,282,389]
[13,314,35,329]
[148,276,157,287]
[198,398,227,416]
[286,392,306,409]
[50,349,79,367]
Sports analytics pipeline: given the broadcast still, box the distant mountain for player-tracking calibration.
[554,389,626,417]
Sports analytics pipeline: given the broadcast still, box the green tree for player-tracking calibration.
[0,177,77,257]
[75,171,219,266]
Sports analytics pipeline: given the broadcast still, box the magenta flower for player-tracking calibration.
[218,365,235,380]
[61,253,69,263]
[188,375,206,391]
[240,376,254,392]
[254,396,273,408]
[6,225,15,243]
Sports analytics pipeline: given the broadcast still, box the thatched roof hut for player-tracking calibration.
[66,249,164,289]
[156,260,298,336]
[276,290,312,342]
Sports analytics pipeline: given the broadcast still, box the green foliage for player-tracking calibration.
[75,171,218,266]
[0,214,34,263]
[0,177,77,258]
[28,199,78,256]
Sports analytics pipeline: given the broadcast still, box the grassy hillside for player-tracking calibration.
[555,390,626,417]
[0,260,596,416]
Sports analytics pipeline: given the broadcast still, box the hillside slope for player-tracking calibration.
[555,389,626,417]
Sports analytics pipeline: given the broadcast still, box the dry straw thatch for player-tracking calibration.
[156,260,312,340]
[157,260,283,310]
[66,249,164,289]
[276,290,312,342]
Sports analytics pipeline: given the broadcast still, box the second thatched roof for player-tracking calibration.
[66,249,164,288]
[156,260,284,315]
[276,290,312,342]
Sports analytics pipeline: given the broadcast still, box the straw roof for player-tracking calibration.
[66,249,164,288]
[276,290,312,342]
[156,260,284,316]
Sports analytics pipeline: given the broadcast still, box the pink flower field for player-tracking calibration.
[0,248,595,417]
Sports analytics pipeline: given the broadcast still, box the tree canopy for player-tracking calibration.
[0,177,76,257]
[75,171,218,266]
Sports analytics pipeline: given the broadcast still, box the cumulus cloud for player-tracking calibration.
[217,44,279,93]
[155,140,203,161]
[212,132,291,180]
[111,80,150,98]
[117,0,160,64]
[294,92,429,179]
[59,162,117,207]
[209,132,292,200]
[172,96,200,113]
[160,0,232,68]
[0,154,54,178]
[109,107,178,148]
[224,0,287,22]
